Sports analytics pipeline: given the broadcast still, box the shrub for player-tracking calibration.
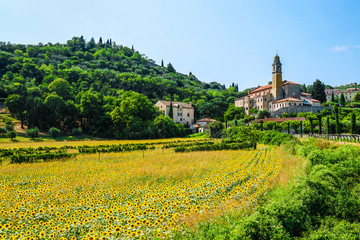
[26,127,39,139]
[72,127,82,137]
[208,121,224,138]
[5,123,14,131]
[7,131,17,140]
[0,127,7,135]
[49,127,60,138]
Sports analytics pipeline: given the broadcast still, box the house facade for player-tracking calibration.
[193,118,216,133]
[155,100,194,125]
[235,54,323,117]
[325,88,359,102]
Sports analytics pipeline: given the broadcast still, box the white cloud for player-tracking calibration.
[330,45,349,52]
[330,45,360,52]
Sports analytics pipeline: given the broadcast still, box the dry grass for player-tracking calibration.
[274,146,308,186]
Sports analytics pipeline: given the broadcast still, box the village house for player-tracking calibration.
[325,88,359,102]
[155,100,194,126]
[192,118,216,133]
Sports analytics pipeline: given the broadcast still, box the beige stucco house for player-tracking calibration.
[155,100,194,125]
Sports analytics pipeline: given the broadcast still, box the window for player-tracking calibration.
[187,113,190,117]
[180,118,182,121]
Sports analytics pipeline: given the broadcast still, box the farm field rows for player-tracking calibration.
[0,140,280,239]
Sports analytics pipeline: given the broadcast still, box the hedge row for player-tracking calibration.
[10,152,77,163]
[174,142,254,152]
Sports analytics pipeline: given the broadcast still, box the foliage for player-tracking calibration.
[26,127,39,139]
[49,127,61,138]
[72,127,82,137]
[256,109,270,119]
[0,37,246,138]
[311,79,327,103]
[0,127,7,135]
[208,121,224,138]
[7,131,16,140]
[224,104,244,120]
[260,130,297,146]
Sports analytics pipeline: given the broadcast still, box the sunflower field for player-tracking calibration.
[0,141,280,239]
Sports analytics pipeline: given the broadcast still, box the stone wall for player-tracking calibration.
[270,105,326,117]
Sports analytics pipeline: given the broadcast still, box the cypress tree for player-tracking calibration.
[318,114,322,134]
[351,112,356,134]
[287,121,290,134]
[168,102,173,119]
[326,116,330,134]
[300,121,303,135]
[334,105,340,133]
[331,92,335,102]
[161,60,164,67]
[309,117,314,134]
[167,63,176,73]
[260,120,264,131]
[340,93,346,107]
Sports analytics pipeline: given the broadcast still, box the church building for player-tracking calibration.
[235,54,323,117]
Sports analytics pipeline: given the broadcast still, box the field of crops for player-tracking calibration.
[0,140,280,239]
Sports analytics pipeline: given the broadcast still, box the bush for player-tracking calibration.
[5,123,14,131]
[0,127,7,135]
[49,127,60,138]
[7,131,17,140]
[26,127,39,139]
[208,121,224,138]
[260,130,298,146]
[72,127,82,137]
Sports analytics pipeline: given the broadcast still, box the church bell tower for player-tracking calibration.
[271,54,283,99]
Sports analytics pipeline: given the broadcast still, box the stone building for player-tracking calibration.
[155,100,194,125]
[235,54,323,117]
[325,88,359,102]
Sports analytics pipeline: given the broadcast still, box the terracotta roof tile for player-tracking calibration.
[157,100,194,109]
[196,118,216,122]
[272,97,302,103]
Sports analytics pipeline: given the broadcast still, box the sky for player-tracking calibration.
[1,0,360,91]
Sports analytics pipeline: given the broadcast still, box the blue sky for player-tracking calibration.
[1,0,360,90]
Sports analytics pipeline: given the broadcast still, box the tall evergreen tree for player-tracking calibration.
[161,60,164,67]
[334,105,340,133]
[340,93,346,107]
[168,102,173,119]
[331,92,335,102]
[351,112,356,134]
[317,113,322,134]
[326,115,330,134]
[167,63,176,73]
[311,79,326,103]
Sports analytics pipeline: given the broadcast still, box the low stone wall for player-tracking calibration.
[270,105,326,117]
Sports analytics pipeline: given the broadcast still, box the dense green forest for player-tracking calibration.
[0,36,246,138]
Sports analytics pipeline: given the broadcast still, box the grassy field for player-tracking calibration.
[0,140,282,239]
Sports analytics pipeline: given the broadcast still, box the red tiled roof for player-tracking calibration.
[300,92,311,95]
[157,100,194,109]
[248,80,300,94]
[283,81,300,85]
[309,98,320,102]
[272,97,302,103]
[248,84,272,94]
[196,118,216,123]
[253,117,306,123]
